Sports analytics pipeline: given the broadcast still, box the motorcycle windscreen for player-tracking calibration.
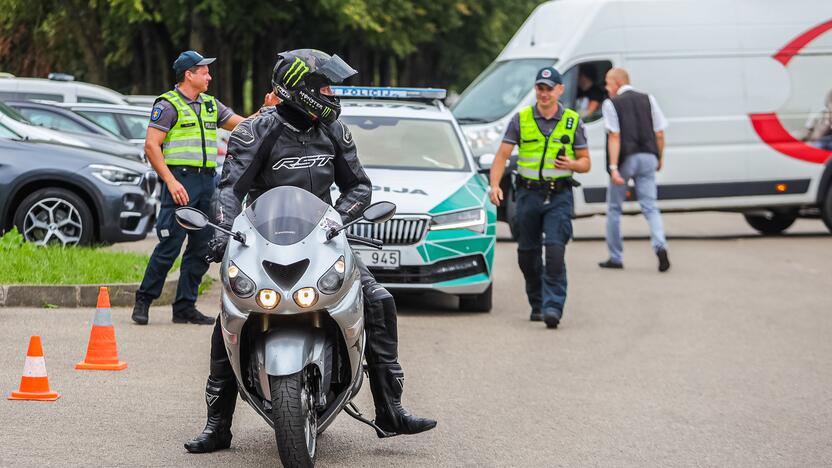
[245,186,330,245]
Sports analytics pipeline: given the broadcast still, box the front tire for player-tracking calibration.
[270,371,318,468]
[459,284,493,312]
[743,212,797,235]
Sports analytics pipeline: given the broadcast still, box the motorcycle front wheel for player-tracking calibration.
[270,371,318,467]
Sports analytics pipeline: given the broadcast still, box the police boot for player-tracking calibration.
[368,363,437,438]
[184,376,237,453]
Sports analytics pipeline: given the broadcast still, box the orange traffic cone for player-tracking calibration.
[76,287,127,371]
[8,335,61,401]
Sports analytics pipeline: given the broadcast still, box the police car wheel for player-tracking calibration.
[743,212,797,235]
[459,284,492,312]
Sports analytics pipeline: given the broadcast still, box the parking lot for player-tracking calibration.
[1,213,830,467]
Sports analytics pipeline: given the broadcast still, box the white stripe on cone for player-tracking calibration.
[23,356,48,377]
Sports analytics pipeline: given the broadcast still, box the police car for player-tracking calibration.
[333,86,496,311]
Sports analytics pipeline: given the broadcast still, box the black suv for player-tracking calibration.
[0,121,156,246]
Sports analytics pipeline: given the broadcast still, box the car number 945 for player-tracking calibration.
[355,250,400,268]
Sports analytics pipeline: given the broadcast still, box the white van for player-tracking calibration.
[453,0,832,234]
[0,76,128,104]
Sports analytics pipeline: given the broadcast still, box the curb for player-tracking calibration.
[0,276,180,308]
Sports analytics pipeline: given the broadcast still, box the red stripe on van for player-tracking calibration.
[773,19,832,66]
[750,113,832,165]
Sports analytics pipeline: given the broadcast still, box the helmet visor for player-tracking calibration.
[317,55,357,84]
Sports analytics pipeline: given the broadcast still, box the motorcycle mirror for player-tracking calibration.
[362,201,396,224]
[175,207,209,231]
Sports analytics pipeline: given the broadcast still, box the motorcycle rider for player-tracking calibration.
[184,49,437,453]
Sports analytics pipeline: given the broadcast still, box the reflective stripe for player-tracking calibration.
[162,139,218,149]
[22,356,48,377]
[93,308,113,326]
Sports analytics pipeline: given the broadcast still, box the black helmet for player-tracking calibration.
[271,49,357,125]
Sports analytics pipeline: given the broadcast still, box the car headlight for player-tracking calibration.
[293,287,319,308]
[318,256,345,294]
[226,262,255,298]
[88,164,142,186]
[463,124,505,153]
[430,208,486,233]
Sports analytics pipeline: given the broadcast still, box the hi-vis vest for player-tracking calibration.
[158,90,218,167]
[517,105,579,180]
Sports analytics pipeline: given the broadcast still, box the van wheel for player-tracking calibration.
[743,212,797,235]
[459,284,492,312]
[13,188,94,246]
[822,187,832,233]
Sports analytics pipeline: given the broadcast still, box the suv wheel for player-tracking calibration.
[13,188,94,246]
[743,211,798,235]
[459,284,493,312]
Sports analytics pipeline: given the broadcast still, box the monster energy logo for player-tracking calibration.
[321,107,332,118]
[283,57,310,87]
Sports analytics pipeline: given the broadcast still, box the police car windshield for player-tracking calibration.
[342,116,468,171]
[245,186,330,246]
[452,58,555,123]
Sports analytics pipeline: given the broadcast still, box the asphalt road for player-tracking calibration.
[1,213,830,467]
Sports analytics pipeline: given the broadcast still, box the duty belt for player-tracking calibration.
[170,165,215,175]
[516,177,580,192]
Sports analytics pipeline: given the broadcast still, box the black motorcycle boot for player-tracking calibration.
[368,363,437,437]
[184,376,237,453]
[131,296,151,325]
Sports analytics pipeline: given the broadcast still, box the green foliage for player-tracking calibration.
[0,0,543,109]
[0,228,181,285]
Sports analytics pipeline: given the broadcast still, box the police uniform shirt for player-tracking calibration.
[148,84,234,132]
[502,104,588,149]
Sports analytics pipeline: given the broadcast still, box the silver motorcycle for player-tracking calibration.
[175,186,396,467]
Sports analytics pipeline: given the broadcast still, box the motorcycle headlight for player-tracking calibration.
[256,289,280,309]
[225,261,255,298]
[87,164,143,185]
[430,208,486,233]
[293,287,319,308]
[318,256,346,294]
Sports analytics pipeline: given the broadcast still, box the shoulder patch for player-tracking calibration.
[229,118,256,146]
[338,120,353,145]
[151,106,163,122]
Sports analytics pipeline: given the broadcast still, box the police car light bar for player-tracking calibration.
[331,86,447,100]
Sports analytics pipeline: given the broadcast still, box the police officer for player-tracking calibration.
[132,51,275,325]
[489,67,591,329]
[184,49,436,453]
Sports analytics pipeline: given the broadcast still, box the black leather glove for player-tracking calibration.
[205,235,229,263]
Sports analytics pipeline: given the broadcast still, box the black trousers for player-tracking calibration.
[137,167,214,313]
[209,255,399,379]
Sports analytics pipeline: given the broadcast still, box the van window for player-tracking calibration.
[561,61,612,124]
[453,58,555,123]
[20,93,63,102]
[76,111,121,136]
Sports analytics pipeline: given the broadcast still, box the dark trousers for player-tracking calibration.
[136,167,214,313]
[512,186,574,319]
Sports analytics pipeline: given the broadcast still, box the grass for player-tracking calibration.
[0,229,216,292]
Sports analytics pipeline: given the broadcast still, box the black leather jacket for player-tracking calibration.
[211,106,372,235]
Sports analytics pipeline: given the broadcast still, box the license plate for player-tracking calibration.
[355,250,400,268]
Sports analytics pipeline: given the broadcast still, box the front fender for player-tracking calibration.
[264,327,327,377]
